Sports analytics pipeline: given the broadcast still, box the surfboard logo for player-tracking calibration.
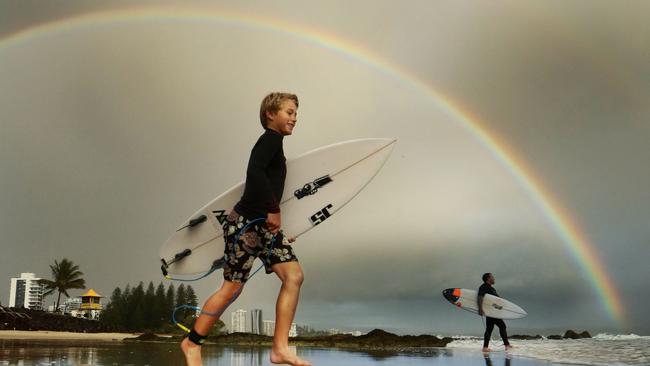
[310,204,333,226]
[212,210,228,225]
[294,175,333,199]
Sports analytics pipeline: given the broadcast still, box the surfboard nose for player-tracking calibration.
[442,288,459,303]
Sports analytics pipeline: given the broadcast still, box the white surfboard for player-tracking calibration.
[160,138,396,275]
[442,288,527,319]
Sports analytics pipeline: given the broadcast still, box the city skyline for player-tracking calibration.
[230,308,298,337]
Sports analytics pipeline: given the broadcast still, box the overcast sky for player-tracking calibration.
[1,1,648,336]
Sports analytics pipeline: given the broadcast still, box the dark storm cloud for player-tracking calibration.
[1,1,649,335]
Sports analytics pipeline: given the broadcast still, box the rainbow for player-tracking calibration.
[0,5,625,327]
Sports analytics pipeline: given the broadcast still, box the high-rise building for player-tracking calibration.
[9,273,45,310]
[250,309,263,334]
[231,309,247,333]
[262,320,275,336]
[261,320,297,337]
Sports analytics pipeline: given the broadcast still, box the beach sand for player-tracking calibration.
[0,330,140,340]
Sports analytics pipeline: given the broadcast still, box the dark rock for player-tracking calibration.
[510,334,542,340]
[563,330,591,339]
[563,330,579,339]
[361,329,399,339]
[547,335,563,340]
[579,331,592,338]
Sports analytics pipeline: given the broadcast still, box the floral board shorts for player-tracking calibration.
[222,210,298,283]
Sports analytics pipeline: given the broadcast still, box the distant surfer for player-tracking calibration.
[181,92,310,366]
[478,273,513,352]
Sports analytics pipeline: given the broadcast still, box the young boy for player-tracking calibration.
[181,92,310,366]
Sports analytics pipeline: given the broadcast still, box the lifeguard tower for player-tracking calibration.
[79,289,103,319]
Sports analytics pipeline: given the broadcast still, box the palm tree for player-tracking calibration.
[40,258,86,312]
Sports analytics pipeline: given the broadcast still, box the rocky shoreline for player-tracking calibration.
[0,306,120,333]
[1,306,593,350]
[127,328,453,350]
[124,328,593,351]
[508,330,592,340]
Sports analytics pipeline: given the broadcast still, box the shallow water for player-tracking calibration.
[447,333,650,365]
[0,339,570,366]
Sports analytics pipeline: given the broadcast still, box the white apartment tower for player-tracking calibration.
[231,309,247,333]
[250,309,263,335]
[9,273,46,310]
[261,320,297,337]
[262,320,275,336]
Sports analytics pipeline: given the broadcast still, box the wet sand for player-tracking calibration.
[0,340,577,366]
[0,330,140,340]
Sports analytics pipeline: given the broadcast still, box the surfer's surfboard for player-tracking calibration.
[160,138,396,275]
[442,288,527,319]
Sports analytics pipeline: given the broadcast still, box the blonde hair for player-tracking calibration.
[259,92,299,128]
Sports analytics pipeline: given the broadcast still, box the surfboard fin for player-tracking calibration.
[175,248,192,261]
[160,248,193,276]
[176,215,208,231]
[189,215,207,227]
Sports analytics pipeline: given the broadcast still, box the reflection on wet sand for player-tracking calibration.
[484,353,512,366]
[0,339,564,366]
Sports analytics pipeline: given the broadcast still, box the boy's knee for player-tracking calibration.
[223,283,243,298]
[284,270,304,287]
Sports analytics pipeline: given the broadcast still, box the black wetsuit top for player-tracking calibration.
[234,129,286,218]
[478,283,509,346]
[478,283,499,298]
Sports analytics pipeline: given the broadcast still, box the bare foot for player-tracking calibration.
[180,337,203,366]
[482,347,491,352]
[270,347,311,366]
[505,344,514,351]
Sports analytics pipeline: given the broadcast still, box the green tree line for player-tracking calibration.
[100,282,207,333]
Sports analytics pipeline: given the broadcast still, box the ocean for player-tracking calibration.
[447,333,650,365]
